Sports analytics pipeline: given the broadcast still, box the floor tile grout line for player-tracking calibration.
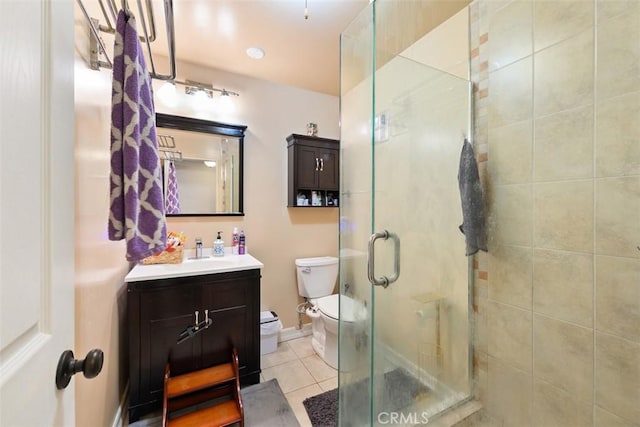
[274,336,338,426]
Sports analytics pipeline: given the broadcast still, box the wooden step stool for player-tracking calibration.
[162,348,244,427]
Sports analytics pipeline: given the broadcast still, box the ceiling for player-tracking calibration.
[81,0,369,96]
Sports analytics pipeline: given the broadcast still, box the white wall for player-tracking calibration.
[155,59,340,327]
[73,47,339,424]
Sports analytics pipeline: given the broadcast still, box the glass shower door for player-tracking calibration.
[339,2,472,425]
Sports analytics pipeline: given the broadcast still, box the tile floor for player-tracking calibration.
[260,335,337,427]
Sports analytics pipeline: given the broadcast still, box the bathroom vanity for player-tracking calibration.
[125,253,263,422]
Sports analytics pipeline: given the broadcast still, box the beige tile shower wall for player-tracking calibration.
[341,0,471,94]
[371,11,472,395]
[471,0,640,425]
[340,4,472,398]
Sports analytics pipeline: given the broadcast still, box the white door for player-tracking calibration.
[0,0,76,425]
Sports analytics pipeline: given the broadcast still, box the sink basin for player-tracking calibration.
[125,249,264,282]
[184,256,236,268]
[186,255,230,262]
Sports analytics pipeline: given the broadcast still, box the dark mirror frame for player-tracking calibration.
[156,113,247,217]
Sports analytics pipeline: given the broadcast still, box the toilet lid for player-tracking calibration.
[316,294,361,322]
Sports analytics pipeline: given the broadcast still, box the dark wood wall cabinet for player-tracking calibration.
[287,134,339,207]
[127,269,261,422]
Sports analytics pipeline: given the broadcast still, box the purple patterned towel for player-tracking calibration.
[165,161,181,214]
[109,9,167,261]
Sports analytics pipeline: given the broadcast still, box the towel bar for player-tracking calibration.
[76,0,176,81]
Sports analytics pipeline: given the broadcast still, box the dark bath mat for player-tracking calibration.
[303,388,338,427]
[303,368,429,427]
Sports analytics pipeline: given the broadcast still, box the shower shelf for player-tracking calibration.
[412,292,446,305]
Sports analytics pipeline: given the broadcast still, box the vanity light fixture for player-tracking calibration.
[203,160,217,168]
[184,80,213,98]
[157,79,239,112]
[182,79,239,98]
[158,79,240,101]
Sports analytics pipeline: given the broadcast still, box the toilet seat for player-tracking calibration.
[316,294,360,322]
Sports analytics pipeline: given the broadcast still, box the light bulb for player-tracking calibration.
[217,93,235,114]
[204,160,217,168]
[193,89,209,103]
[157,81,177,106]
[192,89,215,112]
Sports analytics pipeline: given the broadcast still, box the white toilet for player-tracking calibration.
[296,256,362,369]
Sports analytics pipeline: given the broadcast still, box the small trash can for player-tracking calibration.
[260,311,282,355]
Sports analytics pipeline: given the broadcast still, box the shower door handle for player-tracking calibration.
[367,230,400,288]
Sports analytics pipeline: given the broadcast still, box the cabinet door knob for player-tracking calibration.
[194,310,199,330]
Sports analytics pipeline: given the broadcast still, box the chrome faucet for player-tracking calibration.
[195,238,203,259]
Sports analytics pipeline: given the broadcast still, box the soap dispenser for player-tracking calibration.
[213,231,225,257]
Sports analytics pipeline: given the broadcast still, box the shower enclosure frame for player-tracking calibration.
[338,0,476,424]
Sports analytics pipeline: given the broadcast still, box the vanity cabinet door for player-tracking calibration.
[199,270,261,384]
[128,279,200,421]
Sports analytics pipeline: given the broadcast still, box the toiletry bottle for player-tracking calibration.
[238,230,246,255]
[213,231,225,257]
[195,237,203,259]
[232,227,239,255]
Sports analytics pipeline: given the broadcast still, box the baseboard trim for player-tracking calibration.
[111,382,129,427]
[279,323,312,342]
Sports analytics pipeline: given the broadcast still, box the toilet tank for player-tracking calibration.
[295,257,339,298]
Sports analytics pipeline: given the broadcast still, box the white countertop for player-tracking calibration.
[125,248,264,282]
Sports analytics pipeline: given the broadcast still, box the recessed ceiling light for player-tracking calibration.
[246,47,265,60]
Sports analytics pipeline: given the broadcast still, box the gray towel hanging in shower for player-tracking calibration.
[458,138,488,256]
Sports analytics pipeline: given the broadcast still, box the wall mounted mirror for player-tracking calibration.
[156,113,246,216]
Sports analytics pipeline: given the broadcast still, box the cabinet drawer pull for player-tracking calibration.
[315,157,319,171]
[205,309,209,324]
[320,158,324,171]
[194,311,199,330]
